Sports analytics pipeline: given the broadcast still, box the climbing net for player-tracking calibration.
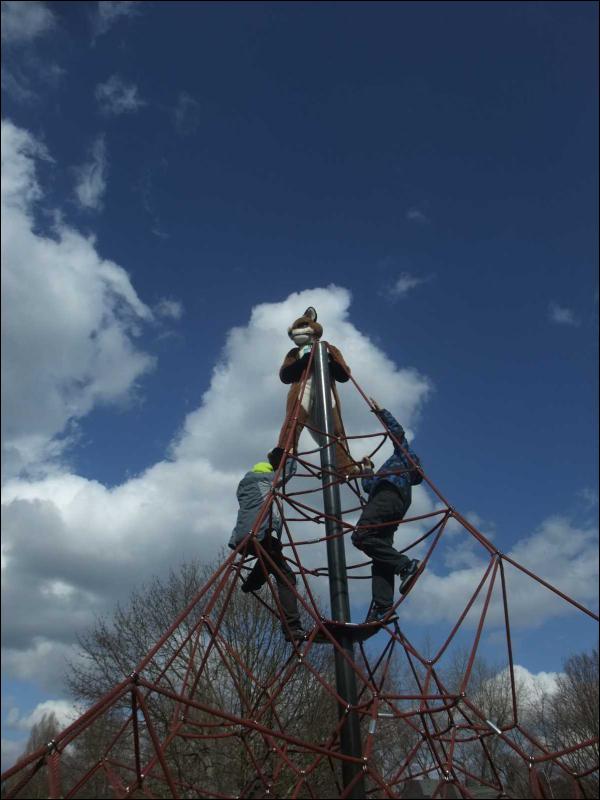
[2,345,598,799]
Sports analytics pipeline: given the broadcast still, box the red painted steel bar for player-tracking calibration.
[3,361,599,800]
[134,687,180,799]
[459,558,500,694]
[137,677,365,764]
[501,553,599,620]
[498,557,519,724]
[432,553,496,664]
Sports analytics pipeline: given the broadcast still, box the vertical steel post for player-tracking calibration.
[313,341,366,799]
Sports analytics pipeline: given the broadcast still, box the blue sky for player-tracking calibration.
[1,0,598,768]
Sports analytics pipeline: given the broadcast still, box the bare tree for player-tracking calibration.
[65,555,341,798]
[533,649,599,798]
[2,713,63,800]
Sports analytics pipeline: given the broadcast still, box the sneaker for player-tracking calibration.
[366,607,399,625]
[241,573,267,594]
[399,559,421,595]
[283,627,306,642]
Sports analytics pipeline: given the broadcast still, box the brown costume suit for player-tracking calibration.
[277,309,356,474]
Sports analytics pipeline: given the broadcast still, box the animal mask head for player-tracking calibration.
[288,307,323,347]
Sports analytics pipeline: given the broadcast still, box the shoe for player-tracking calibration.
[366,607,399,625]
[241,573,267,594]
[399,559,421,595]
[283,627,306,642]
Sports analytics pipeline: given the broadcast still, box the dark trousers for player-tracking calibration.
[351,484,411,610]
[242,534,301,629]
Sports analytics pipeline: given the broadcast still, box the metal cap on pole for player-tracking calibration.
[312,340,366,799]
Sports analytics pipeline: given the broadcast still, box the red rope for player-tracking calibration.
[2,349,597,799]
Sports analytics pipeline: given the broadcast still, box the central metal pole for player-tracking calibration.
[313,341,366,799]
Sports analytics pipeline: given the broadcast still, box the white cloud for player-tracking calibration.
[73,135,107,211]
[548,302,579,326]
[478,664,561,730]
[140,162,169,238]
[93,1,140,37]
[2,637,83,691]
[174,91,200,135]
[1,57,64,105]
[1,1,55,44]
[1,696,79,770]
[509,664,560,697]
[1,738,23,772]
[1,119,155,479]
[3,266,597,704]
[2,130,596,723]
[6,698,77,732]
[1,68,37,103]
[403,514,598,632]
[155,298,184,320]
[390,272,428,299]
[1,120,51,203]
[1,284,432,689]
[95,75,145,115]
[406,207,429,223]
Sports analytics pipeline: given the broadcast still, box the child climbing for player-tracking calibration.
[228,447,306,642]
[351,399,423,624]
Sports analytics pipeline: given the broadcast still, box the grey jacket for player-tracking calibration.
[228,459,296,549]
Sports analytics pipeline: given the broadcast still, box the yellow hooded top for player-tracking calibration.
[251,462,274,474]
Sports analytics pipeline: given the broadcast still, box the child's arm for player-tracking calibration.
[274,455,297,488]
[378,409,408,453]
[373,404,423,484]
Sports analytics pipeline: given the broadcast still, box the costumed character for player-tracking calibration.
[277,306,358,476]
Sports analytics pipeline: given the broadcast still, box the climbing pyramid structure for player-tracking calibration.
[2,343,598,800]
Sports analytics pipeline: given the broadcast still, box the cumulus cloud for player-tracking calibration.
[155,298,184,320]
[1,119,155,479]
[1,52,64,105]
[93,1,140,38]
[3,268,597,705]
[548,302,579,326]
[402,514,598,636]
[2,131,596,722]
[1,1,55,44]
[509,664,560,697]
[95,75,145,115]
[1,67,37,103]
[2,697,79,770]
[406,207,429,224]
[5,698,77,732]
[390,272,430,299]
[73,135,107,211]
[1,284,432,690]
[1,738,23,773]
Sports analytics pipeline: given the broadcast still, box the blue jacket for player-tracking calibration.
[361,409,423,503]
[228,458,296,549]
